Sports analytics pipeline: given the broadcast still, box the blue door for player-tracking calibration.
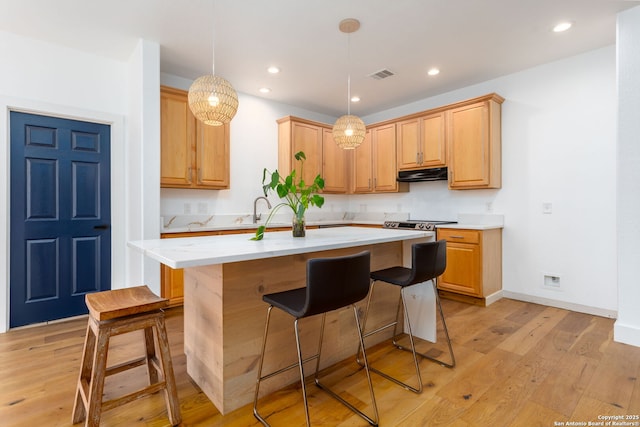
[10,112,111,327]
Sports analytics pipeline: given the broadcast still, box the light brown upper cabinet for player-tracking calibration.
[396,111,446,171]
[277,116,323,187]
[322,128,350,193]
[447,94,504,189]
[352,123,408,194]
[352,129,374,193]
[160,86,230,189]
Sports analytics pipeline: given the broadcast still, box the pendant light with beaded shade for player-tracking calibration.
[333,18,366,149]
[188,12,238,126]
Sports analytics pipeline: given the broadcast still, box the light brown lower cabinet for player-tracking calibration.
[436,227,502,306]
[160,226,301,306]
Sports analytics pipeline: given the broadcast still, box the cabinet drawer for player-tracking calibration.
[437,228,480,244]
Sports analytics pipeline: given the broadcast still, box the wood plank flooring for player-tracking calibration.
[1,298,639,426]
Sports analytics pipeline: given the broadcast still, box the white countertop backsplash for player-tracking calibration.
[159,211,504,233]
[160,211,411,233]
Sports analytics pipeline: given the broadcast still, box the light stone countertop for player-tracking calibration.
[129,226,434,269]
[444,213,504,230]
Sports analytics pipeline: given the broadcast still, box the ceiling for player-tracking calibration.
[0,0,637,116]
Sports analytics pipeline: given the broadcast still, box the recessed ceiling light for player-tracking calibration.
[267,66,280,74]
[351,96,360,102]
[259,87,271,93]
[553,21,572,33]
[427,68,440,76]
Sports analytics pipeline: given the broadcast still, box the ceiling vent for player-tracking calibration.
[368,69,395,80]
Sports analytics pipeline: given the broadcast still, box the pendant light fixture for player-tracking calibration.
[188,11,238,126]
[333,18,366,149]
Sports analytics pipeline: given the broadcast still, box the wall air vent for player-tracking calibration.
[368,69,395,80]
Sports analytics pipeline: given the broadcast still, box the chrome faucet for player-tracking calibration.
[253,196,272,223]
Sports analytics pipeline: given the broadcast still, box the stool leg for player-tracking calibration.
[72,323,95,424]
[154,315,182,426]
[356,279,377,365]
[314,307,379,426]
[293,318,311,427]
[253,306,273,426]
[392,281,456,368]
[397,287,423,393]
[85,326,110,427]
[143,326,159,384]
[358,282,423,394]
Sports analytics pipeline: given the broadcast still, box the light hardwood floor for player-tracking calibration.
[1,297,640,426]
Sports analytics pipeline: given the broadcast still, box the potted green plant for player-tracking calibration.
[251,151,325,240]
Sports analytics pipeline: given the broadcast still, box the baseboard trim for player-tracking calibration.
[614,321,640,347]
[502,291,617,319]
[484,290,503,306]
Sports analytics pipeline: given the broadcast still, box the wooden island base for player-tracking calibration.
[183,240,412,414]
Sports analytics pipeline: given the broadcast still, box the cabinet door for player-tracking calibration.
[196,122,230,188]
[439,242,482,296]
[160,88,195,187]
[352,130,373,193]
[161,264,184,306]
[421,112,446,167]
[291,121,323,186]
[322,128,349,193]
[372,123,399,192]
[448,100,501,189]
[396,118,420,170]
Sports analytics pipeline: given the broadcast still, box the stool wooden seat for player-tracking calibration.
[72,286,181,427]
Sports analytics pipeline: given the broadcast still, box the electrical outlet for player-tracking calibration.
[543,274,561,289]
[197,203,207,214]
[542,202,552,214]
[184,203,191,214]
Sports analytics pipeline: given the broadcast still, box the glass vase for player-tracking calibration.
[292,215,306,237]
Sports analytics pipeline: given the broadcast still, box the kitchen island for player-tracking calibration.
[129,226,433,414]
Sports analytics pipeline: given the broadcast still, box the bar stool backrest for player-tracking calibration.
[302,251,371,318]
[408,240,447,286]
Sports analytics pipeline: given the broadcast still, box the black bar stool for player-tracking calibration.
[358,240,455,394]
[253,251,379,426]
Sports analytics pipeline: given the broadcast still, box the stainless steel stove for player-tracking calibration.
[382,219,457,231]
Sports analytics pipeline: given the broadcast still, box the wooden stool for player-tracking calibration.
[72,286,181,427]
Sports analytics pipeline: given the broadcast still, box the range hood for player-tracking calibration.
[397,167,448,182]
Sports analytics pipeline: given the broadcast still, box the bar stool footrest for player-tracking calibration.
[104,356,148,377]
[102,381,167,412]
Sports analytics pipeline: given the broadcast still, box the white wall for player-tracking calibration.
[359,46,618,317]
[161,47,619,318]
[615,6,640,346]
[0,31,144,331]
[126,40,162,295]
